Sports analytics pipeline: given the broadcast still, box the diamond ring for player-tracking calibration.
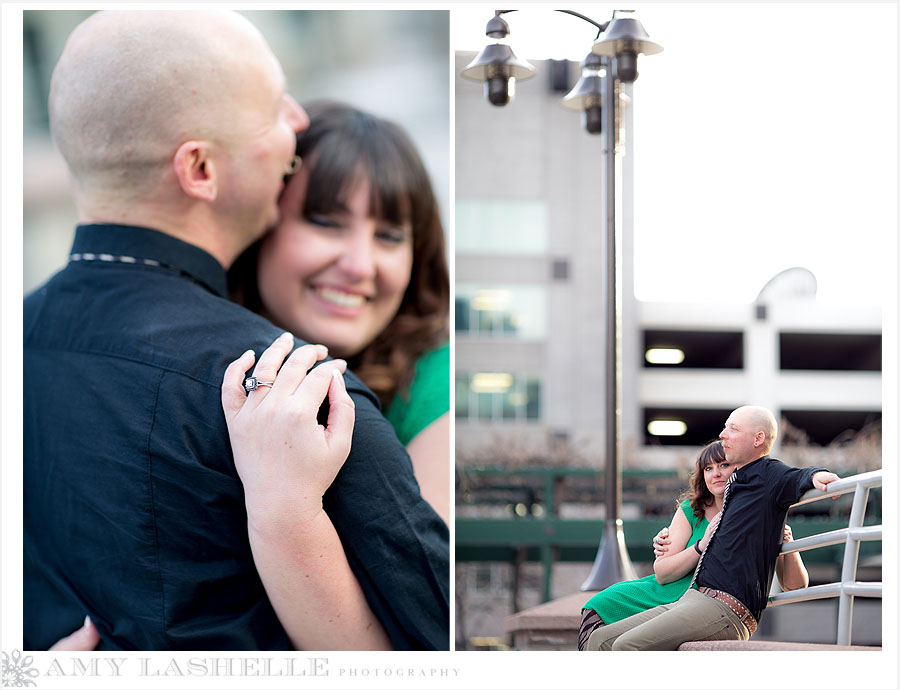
[244,377,275,393]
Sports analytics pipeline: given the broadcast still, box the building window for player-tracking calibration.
[551,259,569,281]
[780,333,881,371]
[780,410,881,446]
[642,330,744,369]
[456,372,541,422]
[642,407,735,446]
[456,198,548,254]
[456,285,546,338]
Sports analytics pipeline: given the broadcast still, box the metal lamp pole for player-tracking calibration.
[461,9,662,594]
[580,13,661,591]
[580,58,637,590]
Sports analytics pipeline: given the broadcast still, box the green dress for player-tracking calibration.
[383,342,449,445]
[582,500,708,624]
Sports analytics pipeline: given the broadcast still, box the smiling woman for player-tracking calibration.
[229,101,451,524]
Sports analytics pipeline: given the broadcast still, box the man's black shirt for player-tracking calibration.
[24,224,449,650]
[695,455,826,622]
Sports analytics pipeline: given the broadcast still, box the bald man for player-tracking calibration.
[24,11,448,651]
[585,406,839,650]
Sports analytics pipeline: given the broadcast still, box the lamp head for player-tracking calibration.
[591,16,662,83]
[461,43,536,107]
[561,52,606,134]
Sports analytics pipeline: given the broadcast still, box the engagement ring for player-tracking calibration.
[244,377,275,392]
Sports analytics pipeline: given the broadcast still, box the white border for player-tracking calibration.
[4,4,898,690]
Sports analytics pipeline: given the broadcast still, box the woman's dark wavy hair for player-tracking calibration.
[677,440,727,526]
[228,101,449,408]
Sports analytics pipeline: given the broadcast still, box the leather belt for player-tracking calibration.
[697,586,758,636]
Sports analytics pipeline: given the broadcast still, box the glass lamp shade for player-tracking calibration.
[462,43,536,106]
[561,74,603,111]
[461,43,536,82]
[561,53,604,112]
[561,53,604,133]
[563,78,603,134]
[590,17,663,58]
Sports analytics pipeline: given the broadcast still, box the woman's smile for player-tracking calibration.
[310,284,369,312]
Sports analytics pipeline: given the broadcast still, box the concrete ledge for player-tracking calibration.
[505,591,594,650]
[505,591,882,650]
[506,591,592,634]
[678,640,880,651]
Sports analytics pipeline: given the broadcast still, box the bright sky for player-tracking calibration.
[452,4,897,306]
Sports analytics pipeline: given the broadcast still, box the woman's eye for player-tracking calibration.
[305,214,341,229]
[377,227,409,244]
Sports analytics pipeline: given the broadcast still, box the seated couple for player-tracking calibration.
[580,406,837,651]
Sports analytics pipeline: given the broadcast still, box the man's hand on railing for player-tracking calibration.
[812,471,840,493]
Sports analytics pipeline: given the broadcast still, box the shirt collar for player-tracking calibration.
[70,223,229,297]
[735,455,768,476]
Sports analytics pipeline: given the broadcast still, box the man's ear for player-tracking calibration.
[173,140,217,202]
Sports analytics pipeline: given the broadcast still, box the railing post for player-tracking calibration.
[540,471,559,603]
[837,482,869,645]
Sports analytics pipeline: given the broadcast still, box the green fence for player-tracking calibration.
[456,467,881,604]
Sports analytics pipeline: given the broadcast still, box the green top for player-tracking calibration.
[582,500,708,625]
[383,342,449,446]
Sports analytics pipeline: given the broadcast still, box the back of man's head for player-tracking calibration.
[49,11,276,214]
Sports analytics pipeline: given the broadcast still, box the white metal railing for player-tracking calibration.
[767,469,882,646]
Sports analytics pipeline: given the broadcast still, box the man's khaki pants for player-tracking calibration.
[586,587,751,651]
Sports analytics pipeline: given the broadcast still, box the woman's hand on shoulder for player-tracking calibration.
[221,334,355,530]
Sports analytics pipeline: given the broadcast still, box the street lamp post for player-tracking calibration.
[461,9,662,593]
[581,55,637,590]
